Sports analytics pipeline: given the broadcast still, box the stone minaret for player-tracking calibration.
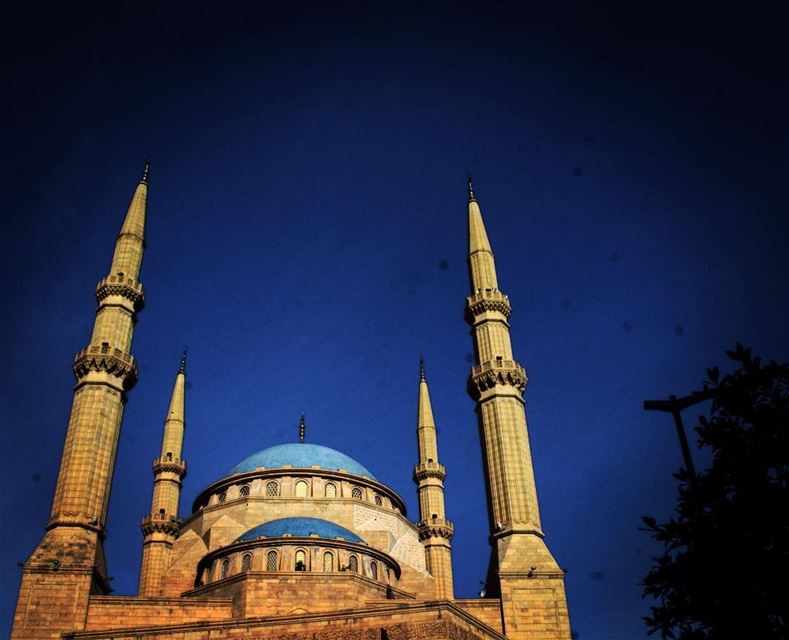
[465,177,571,639]
[413,357,455,599]
[12,163,149,640]
[139,351,188,596]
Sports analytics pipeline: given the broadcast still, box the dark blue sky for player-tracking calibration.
[1,3,787,638]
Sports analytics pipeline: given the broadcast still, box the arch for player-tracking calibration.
[265,481,279,497]
[239,484,251,497]
[323,551,334,572]
[241,553,252,572]
[370,560,378,580]
[295,549,307,571]
[295,480,309,497]
[324,482,337,498]
[266,550,279,571]
[348,554,359,573]
[374,495,382,506]
[218,491,227,503]
[351,487,362,500]
[220,557,230,579]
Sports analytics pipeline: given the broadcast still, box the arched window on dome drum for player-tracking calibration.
[323,551,334,572]
[220,558,230,579]
[374,495,382,506]
[218,491,227,503]
[348,555,359,573]
[241,553,252,572]
[385,567,391,584]
[324,482,336,498]
[266,550,278,572]
[295,549,306,571]
[370,561,378,580]
[265,481,279,497]
[239,484,250,498]
[295,480,308,497]
[351,487,362,500]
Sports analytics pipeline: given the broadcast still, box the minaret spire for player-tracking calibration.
[299,413,306,444]
[12,165,150,638]
[464,179,571,638]
[413,357,454,599]
[139,353,188,596]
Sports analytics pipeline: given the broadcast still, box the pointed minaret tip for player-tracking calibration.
[141,157,151,185]
[467,172,476,202]
[179,348,187,375]
[419,355,426,382]
[299,412,306,444]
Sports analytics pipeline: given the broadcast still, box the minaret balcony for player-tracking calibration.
[417,516,455,541]
[72,345,138,388]
[413,461,447,482]
[152,455,187,477]
[468,358,528,398]
[141,513,181,537]
[465,288,511,322]
[95,274,144,311]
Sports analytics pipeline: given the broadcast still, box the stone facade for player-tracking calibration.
[10,167,571,639]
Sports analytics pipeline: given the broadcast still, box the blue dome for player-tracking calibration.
[230,443,376,479]
[235,517,362,543]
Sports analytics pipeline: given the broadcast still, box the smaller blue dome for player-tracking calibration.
[236,517,362,543]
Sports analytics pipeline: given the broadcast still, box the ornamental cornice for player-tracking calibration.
[413,462,446,483]
[152,456,187,477]
[141,514,180,537]
[72,345,138,389]
[467,359,528,399]
[417,517,455,541]
[95,275,145,311]
[465,289,512,322]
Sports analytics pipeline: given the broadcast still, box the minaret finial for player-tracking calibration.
[179,348,187,375]
[419,355,426,382]
[299,412,306,444]
[467,173,476,202]
[141,157,151,185]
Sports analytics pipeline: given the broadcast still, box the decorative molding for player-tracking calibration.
[72,345,138,388]
[95,275,145,311]
[465,289,511,322]
[416,517,455,541]
[413,462,446,483]
[152,456,187,477]
[467,359,528,398]
[141,513,180,537]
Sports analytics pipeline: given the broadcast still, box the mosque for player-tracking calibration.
[11,164,571,640]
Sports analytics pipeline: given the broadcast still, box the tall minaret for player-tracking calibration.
[413,357,455,599]
[139,351,188,596]
[465,177,571,639]
[12,163,150,640]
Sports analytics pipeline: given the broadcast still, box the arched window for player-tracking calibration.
[385,568,391,584]
[374,495,382,506]
[218,491,227,503]
[220,558,230,579]
[324,483,337,498]
[370,561,378,580]
[348,555,359,573]
[241,553,252,572]
[239,484,251,497]
[351,487,362,500]
[265,481,279,497]
[295,480,308,497]
[295,549,306,571]
[323,551,334,572]
[266,550,278,571]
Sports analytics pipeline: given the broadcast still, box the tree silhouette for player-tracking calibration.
[641,345,789,639]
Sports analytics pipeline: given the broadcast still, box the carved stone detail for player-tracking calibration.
[465,289,511,322]
[141,513,180,537]
[152,456,187,477]
[467,359,528,398]
[417,517,455,541]
[72,345,138,389]
[413,462,446,483]
[95,275,145,311]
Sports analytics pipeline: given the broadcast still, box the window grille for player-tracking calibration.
[351,487,362,500]
[239,484,250,497]
[370,561,378,580]
[374,495,382,506]
[218,491,227,503]
[241,553,252,572]
[265,481,279,497]
[220,558,230,579]
[348,555,359,573]
[266,550,278,571]
[325,483,336,498]
[323,551,334,572]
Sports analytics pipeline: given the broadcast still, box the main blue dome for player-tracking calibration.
[230,443,376,479]
[235,517,362,543]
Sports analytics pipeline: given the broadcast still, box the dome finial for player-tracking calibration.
[419,355,426,382]
[141,156,151,185]
[299,412,306,444]
[467,172,476,202]
[179,347,187,374]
